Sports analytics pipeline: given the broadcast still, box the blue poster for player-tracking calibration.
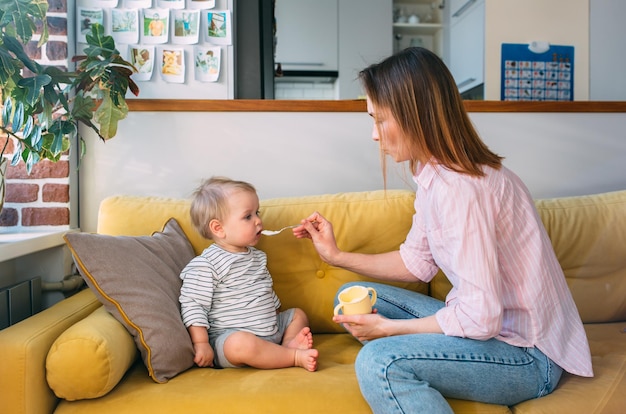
[501,43,574,101]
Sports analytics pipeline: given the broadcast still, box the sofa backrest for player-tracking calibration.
[97,190,428,334]
[430,190,626,323]
[534,190,626,323]
[98,189,626,333]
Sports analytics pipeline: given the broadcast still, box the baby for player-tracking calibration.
[179,176,318,371]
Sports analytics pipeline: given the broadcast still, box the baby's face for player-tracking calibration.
[217,190,262,252]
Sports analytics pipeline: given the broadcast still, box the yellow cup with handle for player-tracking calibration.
[333,285,377,316]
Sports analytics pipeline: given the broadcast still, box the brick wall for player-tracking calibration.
[0,0,70,232]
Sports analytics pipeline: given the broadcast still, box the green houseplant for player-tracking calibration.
[0,0,139,207]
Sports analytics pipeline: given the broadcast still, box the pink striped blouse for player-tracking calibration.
[399,162,593,377]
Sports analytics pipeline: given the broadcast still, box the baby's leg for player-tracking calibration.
[224,331,318,372]
[282,308,313,350]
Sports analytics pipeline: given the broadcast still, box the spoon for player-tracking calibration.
[261,224,299,236]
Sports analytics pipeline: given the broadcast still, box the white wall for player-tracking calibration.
[472,112,626,196]
[589,0,626,100]
[78,111,414,232]
[78,110,626,233]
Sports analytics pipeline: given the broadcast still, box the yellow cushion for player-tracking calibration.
[97,195,209,255]
[431,189,626,324]
[535,190,626,323]
[46,307,137,401]
[256,190,429,333]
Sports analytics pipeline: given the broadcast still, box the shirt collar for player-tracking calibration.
[414,160,438,190]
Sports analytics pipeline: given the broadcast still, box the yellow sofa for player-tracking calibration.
[1,189,625,414]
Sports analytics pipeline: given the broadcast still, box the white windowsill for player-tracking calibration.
[0,229,79,262]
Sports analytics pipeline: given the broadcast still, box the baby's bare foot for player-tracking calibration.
[286,327,313,350]
[295,348,319,372]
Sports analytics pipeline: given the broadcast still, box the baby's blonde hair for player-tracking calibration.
[190,176,257,239]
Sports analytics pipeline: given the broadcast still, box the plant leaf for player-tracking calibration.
[48,120,76,155]
[50,131,64,155]
[2,35,40,73]
[71,93,96,122]
[28,0,50,46]
[22,114,34,138]
[25,149,40,174]
[12,101,24,132]
[128,76,140,96]
[1,97,12,126]
[0,48,19,82]
[11,140,23,166]
[94,93,128,140]
[44,66,76,85]
[11,17,36,44]
[29,124,43,151]
[84,24,117,57]
[17,74,52,106]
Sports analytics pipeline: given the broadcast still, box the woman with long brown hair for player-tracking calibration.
[294,47,592,413]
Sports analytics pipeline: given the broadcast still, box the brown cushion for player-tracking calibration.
[64,218,196,383]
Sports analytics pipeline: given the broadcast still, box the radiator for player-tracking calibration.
[0,277,41,329]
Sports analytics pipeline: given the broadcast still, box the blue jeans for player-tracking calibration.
[338,282,563,414]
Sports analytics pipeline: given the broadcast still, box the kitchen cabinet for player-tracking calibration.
[450,0,477,17]
[274,0,338,72]
[448,0,484,93]
[338,0,392,99]
[273,0,391,100]
[392,0,443,56]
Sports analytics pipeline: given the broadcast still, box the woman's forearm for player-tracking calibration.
[331,250,418,283]
[387,314,444,335]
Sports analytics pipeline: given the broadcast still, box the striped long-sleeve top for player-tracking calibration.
[179,244,281,337]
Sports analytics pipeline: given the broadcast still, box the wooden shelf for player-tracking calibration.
[125,99,626,113]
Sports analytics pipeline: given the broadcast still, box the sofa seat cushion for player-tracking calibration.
[53,333,510,414]
[512,322,626,413]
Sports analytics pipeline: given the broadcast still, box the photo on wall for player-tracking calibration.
[159,46,185,83]
[111,8,139,44]
[141,8,170,44]
[204,10,231,45]
[194,45,220,82]
[171,9,200,44]
[77,7,104,43]
[128,45,155,81]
